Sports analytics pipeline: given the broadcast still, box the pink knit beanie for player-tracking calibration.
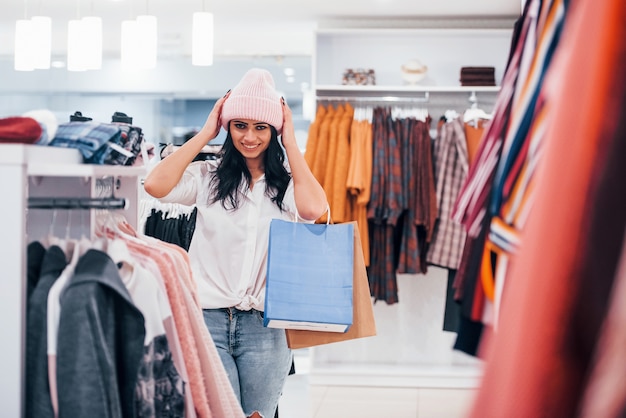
[221,68,283,134]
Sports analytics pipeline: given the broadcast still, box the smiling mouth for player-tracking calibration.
[242,143,259,149]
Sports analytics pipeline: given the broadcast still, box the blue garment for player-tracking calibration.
[202,308,292,418]
[49,121,142,165]
[50,121,121,162]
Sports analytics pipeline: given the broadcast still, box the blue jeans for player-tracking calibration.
[202,308,292,418]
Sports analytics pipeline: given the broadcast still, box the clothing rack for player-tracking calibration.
[316,92,430,103]
[28,196,128,210]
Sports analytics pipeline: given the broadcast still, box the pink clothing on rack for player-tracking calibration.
[179,265,245,418]
[130,253,198,418]
[142,235,201,308]
[115,224,244,418]
[123,238,214,418]
[139,234,244,417]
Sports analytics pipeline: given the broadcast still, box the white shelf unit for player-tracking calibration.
[314,84,503,118]
[312,28,512,117]
[308,27,510,399]
[0,144,146,418]
[315,85,502,94]
[313,28,513,89]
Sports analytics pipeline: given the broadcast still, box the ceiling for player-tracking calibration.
[1,0,522,58]
[0,0,522,100]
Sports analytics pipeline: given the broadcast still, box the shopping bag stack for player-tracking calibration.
[264,219,354,332]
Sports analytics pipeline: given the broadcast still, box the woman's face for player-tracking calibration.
[229,119,272,161]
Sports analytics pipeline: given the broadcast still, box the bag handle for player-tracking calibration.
[295,204,331,224]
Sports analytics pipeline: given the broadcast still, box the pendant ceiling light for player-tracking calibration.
[14,19,34,71]
[121,19,140,70]
[137,15,158,69]
[14,15,51,71]
[67,19,87,71]
[31,16,52,69]
[192,11,214,66]
[121,0,158,70]
[121,15,158,70]
[82,16,103,70]
[68,17,103,71]
[66,0,103,72]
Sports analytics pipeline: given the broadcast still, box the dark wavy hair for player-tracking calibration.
[209,126,291,211]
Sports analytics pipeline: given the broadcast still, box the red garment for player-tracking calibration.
[0,116,42,143]
[469,0,626,416]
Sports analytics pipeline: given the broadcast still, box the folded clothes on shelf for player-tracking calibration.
[460,66,496,86]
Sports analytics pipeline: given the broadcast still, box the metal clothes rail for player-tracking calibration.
[316,92,431,103]
[27,197,128,210]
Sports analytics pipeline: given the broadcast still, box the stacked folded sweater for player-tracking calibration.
[460,66,496,86]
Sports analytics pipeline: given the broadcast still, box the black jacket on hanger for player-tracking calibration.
[26,245,67,418]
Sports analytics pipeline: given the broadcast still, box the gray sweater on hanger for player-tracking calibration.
[56,249,145,418]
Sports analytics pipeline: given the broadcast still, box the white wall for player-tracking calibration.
[0,55,311,145]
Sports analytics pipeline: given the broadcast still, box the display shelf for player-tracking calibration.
[314,27,513,88]
[0,144,147,178]
[312,83,501,120]
[0,143,82,165]
[27,163,146,178]
[315,27,514,36]
[316,84,501,94]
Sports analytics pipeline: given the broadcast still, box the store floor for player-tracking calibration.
[278,352,477,418]
[277,350,312,417]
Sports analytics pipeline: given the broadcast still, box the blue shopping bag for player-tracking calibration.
[264,219,354,332]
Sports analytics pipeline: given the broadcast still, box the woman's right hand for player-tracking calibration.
[144,89,232,199]
[201,90,231,141]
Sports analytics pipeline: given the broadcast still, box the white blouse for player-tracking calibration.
[158,159,301,311]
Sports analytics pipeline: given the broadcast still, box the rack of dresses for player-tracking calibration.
[306,91,496,304]
[303,92,492,401]
[0,144,145,417]
[1,144,244,418]
[466,0,626,415]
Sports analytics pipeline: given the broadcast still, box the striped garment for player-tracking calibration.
[483,0,566,315]
[50,121,141,165]
[50,121,121,160]
[451,0,537,234]
[427,117,469,270]
[449,0,568,332]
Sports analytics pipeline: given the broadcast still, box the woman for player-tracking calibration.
[144,68,328,418]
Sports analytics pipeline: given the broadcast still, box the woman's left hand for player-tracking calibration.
[279,96,328,220]
[280,97,296,148]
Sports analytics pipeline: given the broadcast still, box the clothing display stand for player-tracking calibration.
[0,144,145,418]
[305,25,513,416]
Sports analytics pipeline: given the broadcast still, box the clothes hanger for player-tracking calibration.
[43,208,75,262]
[42,208,59,248]
[392,105,428,122]
[463,92,492,127]
[444,109,460,122]
[105,235,136,283]
[69,111,92,122]
[463,106,492,124]
[61,209,77,259]
[354,105,362,121]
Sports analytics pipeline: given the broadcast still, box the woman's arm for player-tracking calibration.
[280,97,328,221]
[144,92,230,198]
